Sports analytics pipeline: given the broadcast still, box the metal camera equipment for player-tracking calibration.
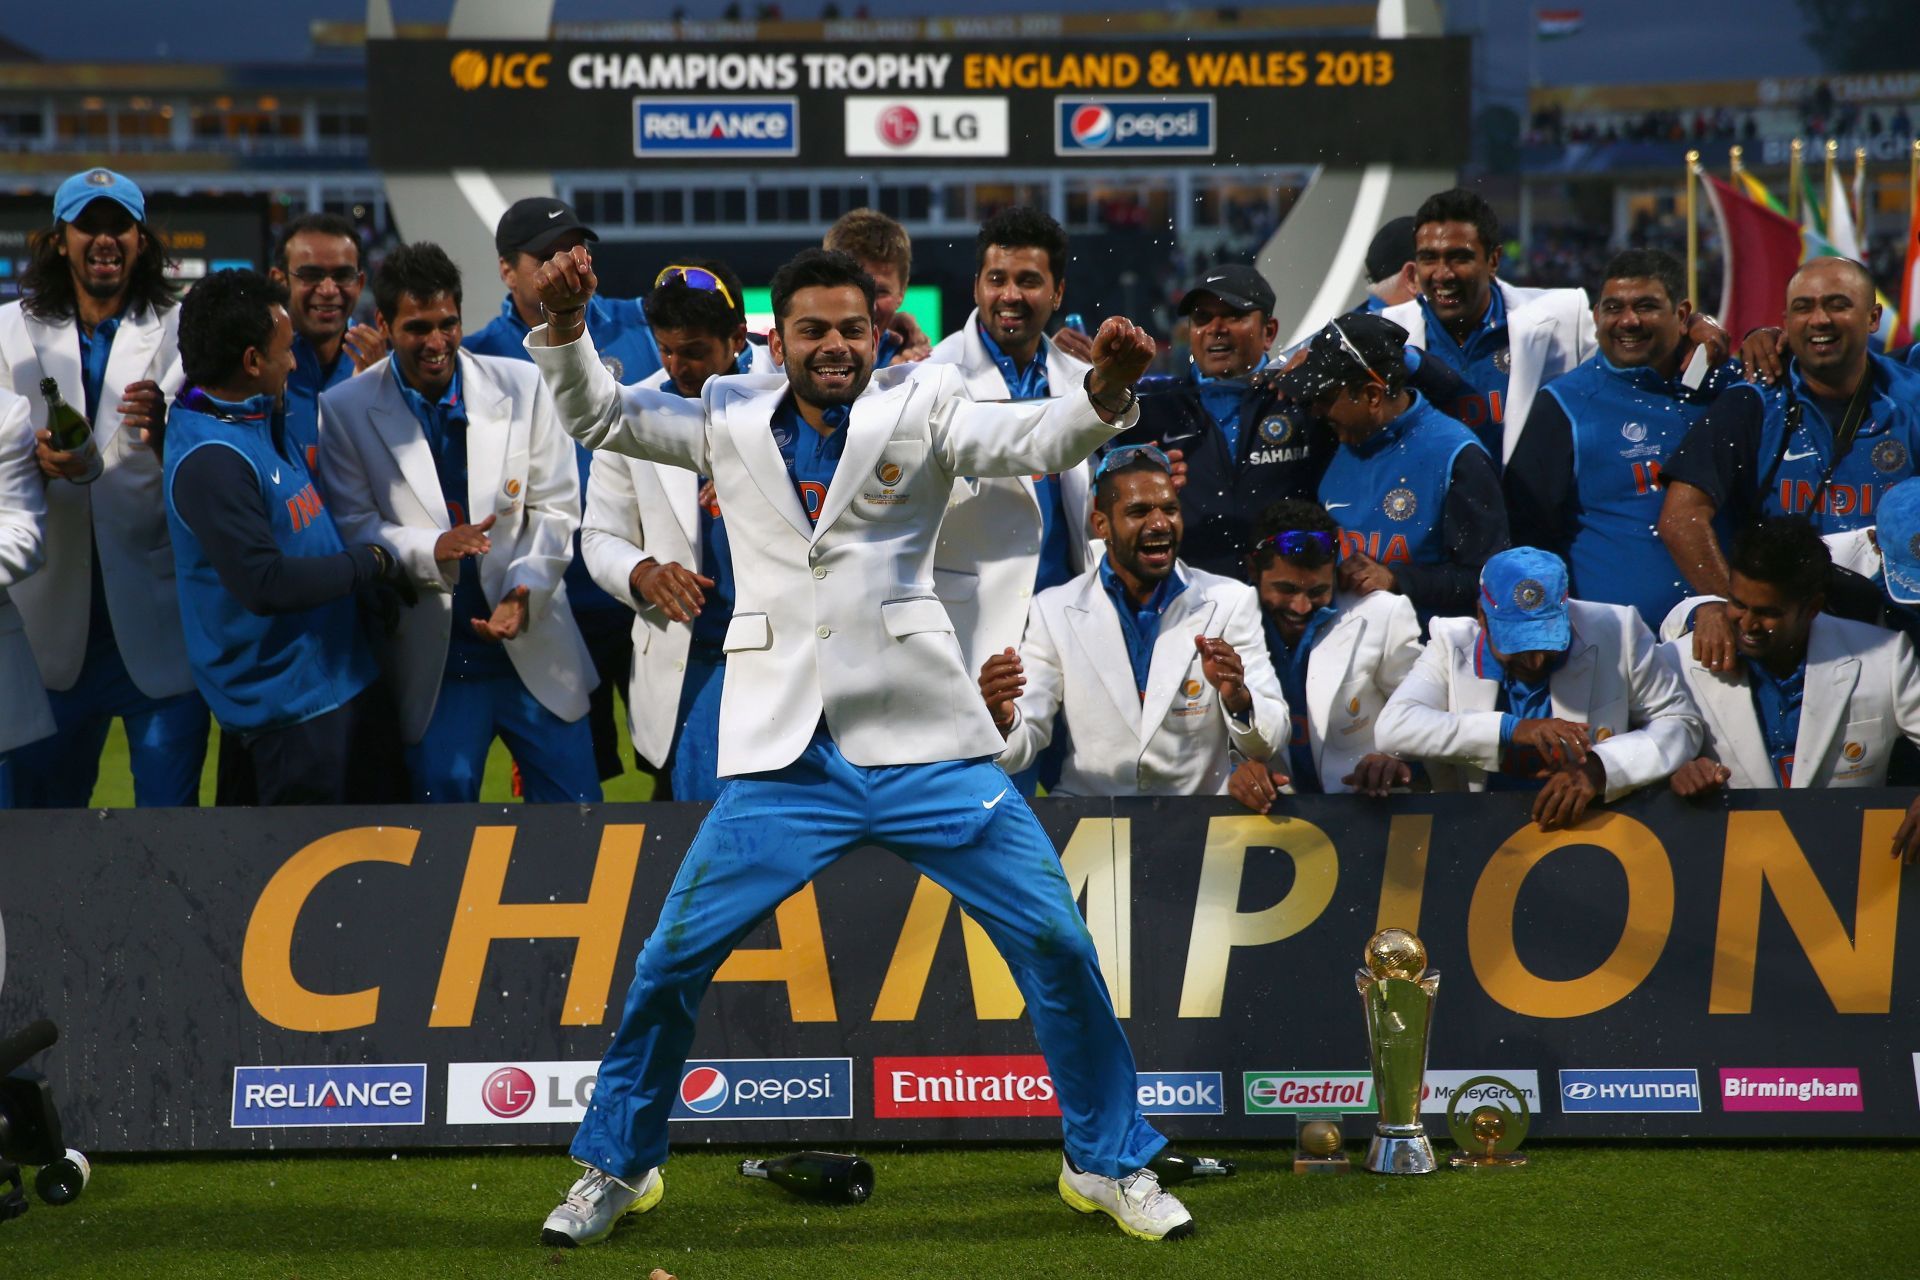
[0,1020,89,1223]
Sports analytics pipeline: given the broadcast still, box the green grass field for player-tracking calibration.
[3,1143,1916,1278]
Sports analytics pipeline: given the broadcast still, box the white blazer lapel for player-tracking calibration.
[812,378,910,541]
[1548,638,1599,725]
[1140,590,1217,746]
[461,356,510,525]
[23,313,78,427]
[958,311,1014,400]
[1064,575,1142,730]
[655,464,701,564]
[370,368,450,531]
[725,386,813,542]
[1500,307,1554,463]
[1690,664,1776,787]
[1791,634,1860,787]
[1452,634,1502,714]
[1306,610,1364,769]
[93,306,163,453]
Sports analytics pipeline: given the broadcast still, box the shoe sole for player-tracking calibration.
[540,1171,666,1248]
[1057,1174,1196,1242]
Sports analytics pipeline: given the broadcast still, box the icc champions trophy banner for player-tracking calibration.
[1,791,1914,1153]
[366,35,1471,170]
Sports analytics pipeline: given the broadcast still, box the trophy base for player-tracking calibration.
[1448,1151,1529,1171]
[1364,1132,1438,1175]
[1292,1153,1351,1175]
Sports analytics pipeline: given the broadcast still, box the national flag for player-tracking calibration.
[1796,167,1902,347]
[1897,199,1920,351]
[1826,166,1863,260]
[1701,171,1806,339]
[1536,8,1584,38]
[1735,170,1790,218]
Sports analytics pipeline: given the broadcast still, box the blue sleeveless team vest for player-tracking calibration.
[1318,392,1485,570]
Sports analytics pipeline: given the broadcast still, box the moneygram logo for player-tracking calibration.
[633,97,799,157]
[874,1055,1059,1118]
[671,1058,853,1122]
[446,1061,599,1125]
[1055,96,1216,157]
[1243,1072,1374,1114]
[449,50,552,91]
[231,1064,426,1129]
[1720,1067,1864,1113]
[1559,1069,1702,1114]
[1420,1070,1541,1114]
[1136,1071,1225,1116]
[845,97,1009,157]
[481,1066,537,1119]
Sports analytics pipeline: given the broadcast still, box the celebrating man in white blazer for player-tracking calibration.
[925,207,1097,685]
[980,445,1286,796]
[0,387,54,804]
[1661,517,1920,858]
[320,242,599,803]
[581,259,775,800]
[1226,500,1423,810]
[1377,546,1702,828]
[526,246,1193,1246]
[0,167,209,808]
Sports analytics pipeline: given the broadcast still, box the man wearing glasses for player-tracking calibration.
[979,445,1287,797]
[267,212,387,480]
[1289,313,1509,624]
[1226,500,1423,810]
[468,197,664,789]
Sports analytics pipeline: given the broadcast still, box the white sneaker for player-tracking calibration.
[540,1164,663,1247]
[1057,1156,1195,1241]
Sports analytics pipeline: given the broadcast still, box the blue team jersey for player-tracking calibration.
[1318,392,1485,571]
[283,332,355,480]
[163,394,377,732]
[1547,354,1739,628]
[1418,287,1509,455]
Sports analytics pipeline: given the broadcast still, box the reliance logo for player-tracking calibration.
[1720,1068,1864,1112]
[231,1064,427,1128]
[633,97,800,157]
[874,1055,1060,1118]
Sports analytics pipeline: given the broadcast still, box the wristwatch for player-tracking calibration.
[1083,369,1136,417]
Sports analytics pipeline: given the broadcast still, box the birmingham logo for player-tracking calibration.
[1512,578,1548,610]
[1383,488,1418,521]
[1873,439,1908,473]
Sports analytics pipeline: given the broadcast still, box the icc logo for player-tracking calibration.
[1069,105,1115,148]
[878,106,921,147]
[680,1066,730,1114]
[450,49,551,90]
[481,1066,537,1118]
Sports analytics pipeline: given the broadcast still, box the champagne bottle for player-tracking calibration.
[738,1151,873,1204]
[34,1149,90,1206]
[1147,1148,1237,1185]
[39,378,90,453]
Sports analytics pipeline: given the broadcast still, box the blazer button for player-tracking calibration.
[816,625,831,638]
[674,660,685,671]
[813,566,827,579]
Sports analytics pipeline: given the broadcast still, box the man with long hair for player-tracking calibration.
[0,168,209,808]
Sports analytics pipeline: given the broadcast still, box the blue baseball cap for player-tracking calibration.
[1878,476,1920,605]
[1480,547,1571,654]
[54,168,145,225]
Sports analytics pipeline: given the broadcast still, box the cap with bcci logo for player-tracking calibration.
[54,168,145,225]
[1480,547,1571,654]
[1878,476,1920,605]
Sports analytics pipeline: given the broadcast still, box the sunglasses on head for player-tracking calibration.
[1094,443,1172,480]
[1256,529,1339,558]
[1327,320,1388,390]
[654,264,736,312]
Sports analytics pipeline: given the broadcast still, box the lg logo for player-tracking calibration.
[878,105,920,147]
[481,1066,537,1119]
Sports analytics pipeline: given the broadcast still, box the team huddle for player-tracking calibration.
[4,166,1920,1246]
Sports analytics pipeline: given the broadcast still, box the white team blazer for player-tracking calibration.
[1824,527,1880,578]
[1376,600,1702,800]
[581,357,774,768]
[527,326,1134,778]
[319,350,594,745]
[923,309,1096,672]
[1384,279,1595,465]
[0,300,192,697]
[1657,612,1920,788]
[0,389,54,756]
[998,559,1287,796]
[1296,591,1424,793]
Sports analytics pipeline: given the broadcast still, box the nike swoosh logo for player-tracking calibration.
[270,468,281,484]
[982,788,1009,810]
[1783,448,1818,461]
[546,208,563,218]
[1325,502,1352,510]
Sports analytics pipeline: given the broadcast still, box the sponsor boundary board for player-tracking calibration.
[1,790,1916,1151]
[368,37,1471,169]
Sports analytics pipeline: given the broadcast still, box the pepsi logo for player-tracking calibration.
[481,1066,537,1119]
[679,1065,730,1114]
[878,105,920,147]
[1069,104,1115,149]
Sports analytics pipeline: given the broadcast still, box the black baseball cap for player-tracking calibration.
[1177,263,1276,317]
[495,197,599,260]
[1364,216,1417,284]
[1274,313,1409,402]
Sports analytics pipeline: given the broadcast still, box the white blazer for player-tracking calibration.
[1384,279,1595,465]
[923,309,1096,672]
[319,350,594,745]
[1297,591,1424,793]
[0,300,192,697]
[999,561,1287,796]
[1658,612,1920,788]
[0,389,54,756]
[527,326,1134,778]
[1375,600,1702,800]
[1824,527,1880,578]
